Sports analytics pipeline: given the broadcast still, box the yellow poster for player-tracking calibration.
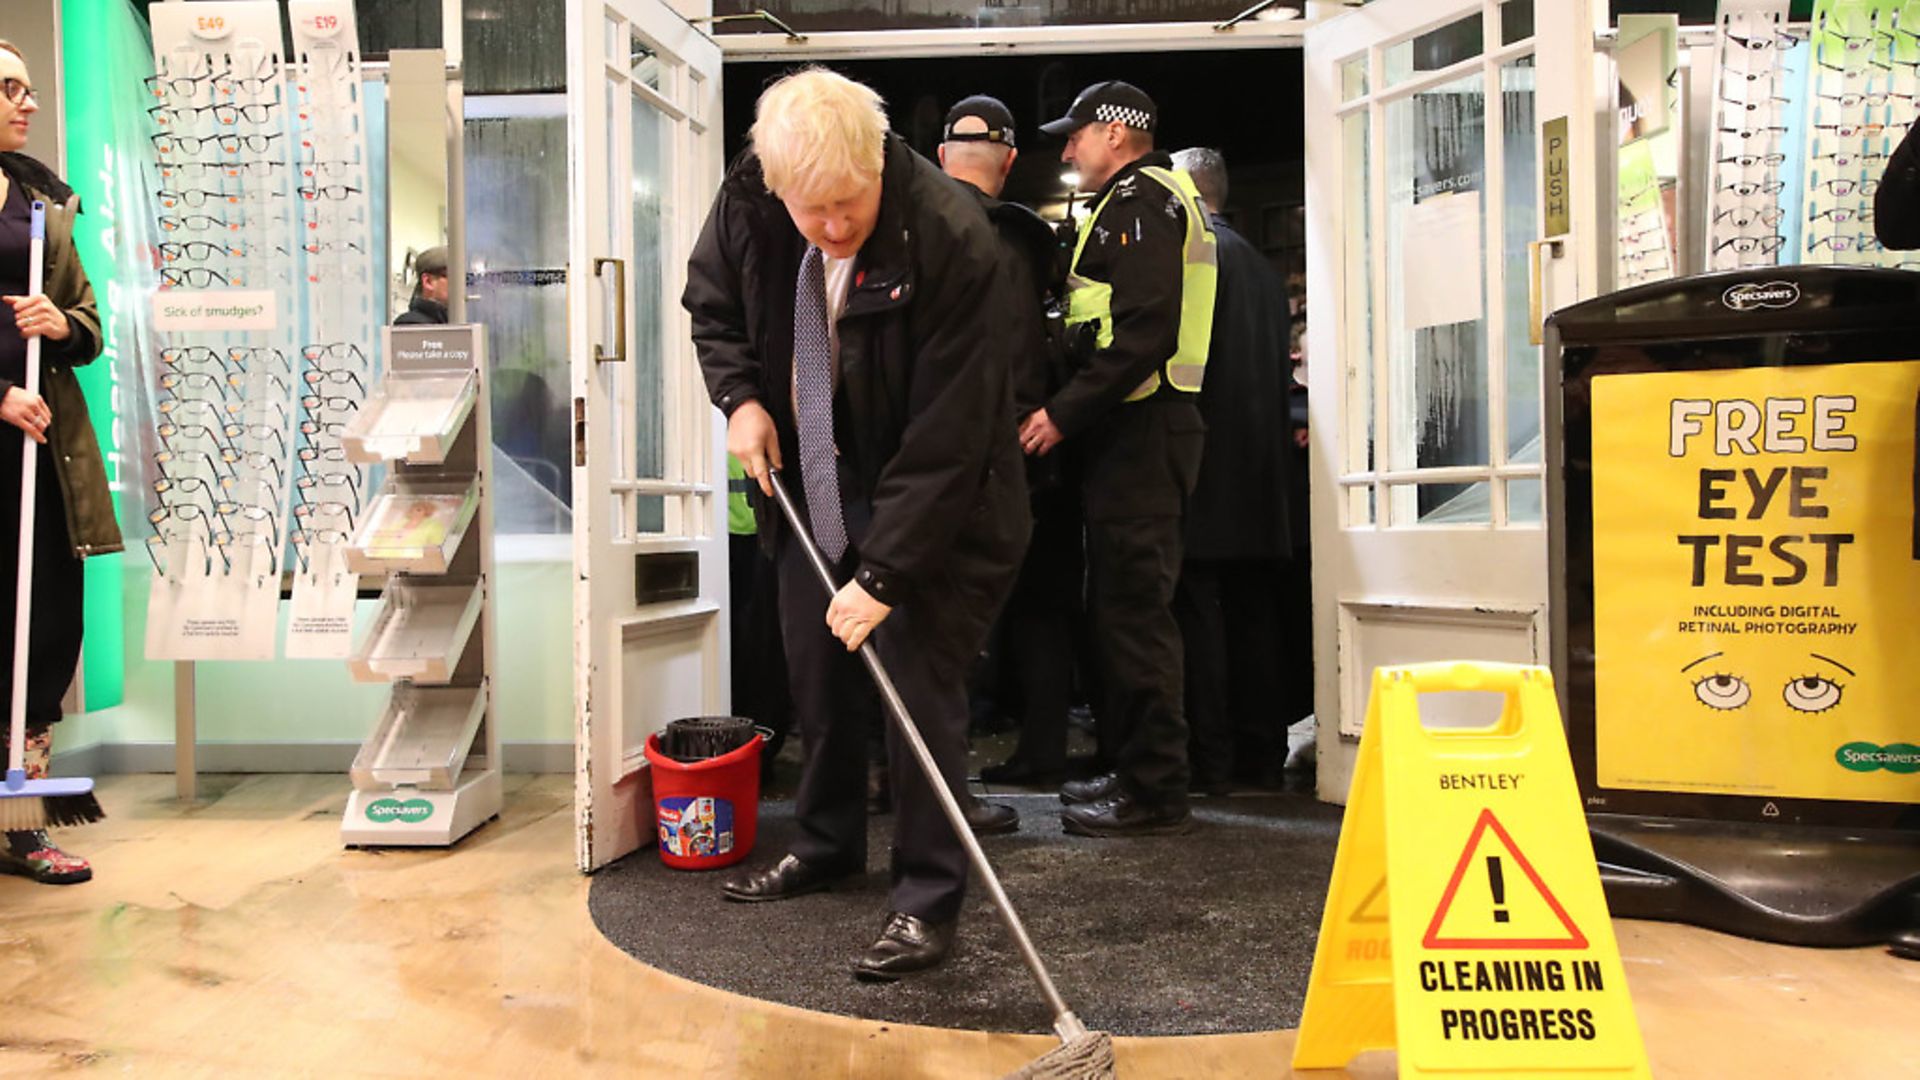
[1591,360,1920,802]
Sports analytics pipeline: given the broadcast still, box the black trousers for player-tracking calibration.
[1174,557,1289,783]
[777,536,973,923]
[994,485,1082,771]
[1080,400,1205,806]
[729,532,791,758]
[0,430,81,729]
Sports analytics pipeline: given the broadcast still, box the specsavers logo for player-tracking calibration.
[1835,742,1920,773]
[1722,281,1801,312]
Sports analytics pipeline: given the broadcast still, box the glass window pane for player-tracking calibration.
[632,97,667,487]
[1413,481,1491,524]
[1385,12,1483,87]
[602,80,627,488]
[1385,72,1490,502]
[1347,484,1375,527]
[1342,56,1369,101]
[1343,109,1374,476]
[465,105,573,534]
[1506,477,1542,524]
[631,28,663,93]
[465,0,566,94]
[1500,0,1535,46]
[1501,56,1541,464]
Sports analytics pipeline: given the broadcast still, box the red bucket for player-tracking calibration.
[643,730,763,870]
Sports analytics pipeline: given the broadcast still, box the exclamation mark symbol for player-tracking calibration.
[1487,856,1509,923]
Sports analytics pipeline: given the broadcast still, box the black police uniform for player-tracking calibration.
[1047,151,1205,809]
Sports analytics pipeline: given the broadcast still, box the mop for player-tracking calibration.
[0,200,101,830]
[768,471,1117,1080]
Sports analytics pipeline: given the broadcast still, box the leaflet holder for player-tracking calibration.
[340,368,477,466]
[348,681,490,790]
[349,577,484,684]
[343,474,480,575]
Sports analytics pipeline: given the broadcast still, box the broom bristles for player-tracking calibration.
[0,790,104,832]
[1001,1030,1117,1080]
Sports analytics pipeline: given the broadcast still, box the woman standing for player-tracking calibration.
[0,39,120,884]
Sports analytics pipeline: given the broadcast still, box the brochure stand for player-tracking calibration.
[340,325,500,847]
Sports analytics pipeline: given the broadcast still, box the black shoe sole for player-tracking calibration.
[720,876,842,903]
[967,816,1020,837]
[850,955,950,982]
[1060,813,1195,838]
[1059,784,1118,807]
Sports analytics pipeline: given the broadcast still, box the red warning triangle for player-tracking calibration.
[1422,808,1588,950]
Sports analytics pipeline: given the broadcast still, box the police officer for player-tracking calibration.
[937,95,1082,792]
[1023,81,1216,836]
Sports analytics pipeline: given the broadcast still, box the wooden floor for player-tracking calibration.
[4,774,1918,1078]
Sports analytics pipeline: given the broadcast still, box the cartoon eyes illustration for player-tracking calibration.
[1782,675,1843,714]
[1693,673,1752,711]
[1683,653,1854,713]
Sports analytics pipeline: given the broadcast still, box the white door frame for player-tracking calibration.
[569,0,726,872]
[1304,0,1602,802]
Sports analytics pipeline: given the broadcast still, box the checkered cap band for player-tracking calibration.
[1095,103,1152,130]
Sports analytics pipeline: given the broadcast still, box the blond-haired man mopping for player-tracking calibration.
[684,68,1030,980]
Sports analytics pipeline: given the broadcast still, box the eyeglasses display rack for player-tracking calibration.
[285,1,379,659]
[1701,0,1920,273]
[143,1,302,661]
[339,324,501,847]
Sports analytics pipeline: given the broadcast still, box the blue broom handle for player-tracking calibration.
[8,201,47,783]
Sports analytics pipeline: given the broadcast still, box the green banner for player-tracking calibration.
[59,0,155,710]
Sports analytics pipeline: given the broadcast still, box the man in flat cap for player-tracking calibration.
[684,68,1029,980]
[1023,80,1217,837]
[394,245,449,325]
[938,95,1082,793]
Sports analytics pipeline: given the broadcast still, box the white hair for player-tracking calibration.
[751,68,888,199]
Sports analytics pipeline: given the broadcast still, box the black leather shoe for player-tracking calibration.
[1061,792,1194,838]
[721,853,850,903]
[1889,929,1920,961]
[1059,771,1121,805]
[980,756,1068,786]
[852,911,956,981]
[964,797,1019,836]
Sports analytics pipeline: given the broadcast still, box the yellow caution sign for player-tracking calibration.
[1293,662,1650,1078]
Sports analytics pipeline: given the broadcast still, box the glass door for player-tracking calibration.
[566,0,724,871]
[1304,0,1601,800]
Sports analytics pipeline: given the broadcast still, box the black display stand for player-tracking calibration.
[1546,265,1920,947]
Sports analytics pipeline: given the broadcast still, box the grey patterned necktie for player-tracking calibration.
[794,245,847,561]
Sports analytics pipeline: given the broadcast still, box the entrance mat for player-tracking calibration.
[587,793,1341,1036]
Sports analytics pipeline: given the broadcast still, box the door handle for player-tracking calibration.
[593,256,626,363]
[1527,239,1564,347]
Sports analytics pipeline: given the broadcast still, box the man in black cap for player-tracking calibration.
[1022,81,1217,836]
[394,245,449,325]
[939,96,1082,792]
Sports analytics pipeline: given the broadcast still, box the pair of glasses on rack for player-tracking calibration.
[160,267,245,289]
[1719,123,1790,141]
[222,446,285,487]
[1724,28,1798,52]
[152,131,284,156]
[160,370,241,400]
[158,240,251,263]
[147,102,279,127]
[159,160,286,183]
[1715,235,1786,255]
[1718,151,1788,168]
[160,214,245,234]
[302,342,369,370]
[294,499,357,532]
[1810,177,1881,196]
[297,184,362,202]
[226,422,288,457]
[290,529,353,572]
[1720,179,1786,197]
[1812,120,1887,138]
[1811,148,1888,167]
[1816,88,1916,108]
[154,447,233,483]
[304,368,365,394]
[1808,233,1885,253]
[145,67,278,99]
[1713,204,1786,228]
[1810,205,1875,223]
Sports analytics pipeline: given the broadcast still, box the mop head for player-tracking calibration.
[1000,1030,1117,1080]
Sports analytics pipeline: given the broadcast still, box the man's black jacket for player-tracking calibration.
[1877,123,1920,250]
[683,133,1030,625]
[1184,215,1293,562]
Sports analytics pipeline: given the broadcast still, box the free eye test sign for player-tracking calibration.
[1589,361,1920,803]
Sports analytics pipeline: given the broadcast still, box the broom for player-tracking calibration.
[767,471,1116,1080]
[0,200,102,830]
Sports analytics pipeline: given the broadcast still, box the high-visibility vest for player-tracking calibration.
[726,455,756,536]
[1064,165,1218,401]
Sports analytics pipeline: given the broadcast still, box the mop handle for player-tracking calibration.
[8,201,46,781]
[766,471,1086,1038]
